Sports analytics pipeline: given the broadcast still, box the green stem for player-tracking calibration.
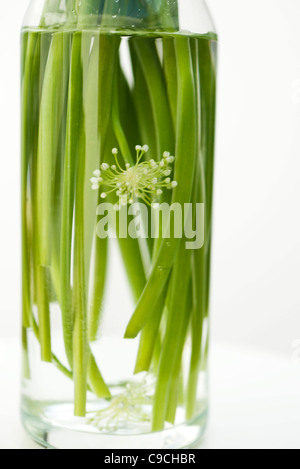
[22,327,30,380]
[88,354,111,398]
[152,240,192,431]
[184,39,208,420]
[198,39,217,319]
[124,36,197,340]
[163,37,178,128]
[22,31,53,365]
[35,266,52,362]
[71,31,92,415]
[88,236,108,342]
[51,33,72,306]
[116,214,147,302]
[112,64,135,167]
[111,58,151,278]
[82,33,104,298]
[166,280,193,424]
[198,39,217,244]
[130,43,157,161]
[31,314,74,381]
[83,33,119,287]
[132,38,174,158]
[21,32,39,330]
[35,32,67,361]
[134,284,168,374]
[60,32,83,366]
[186,250,205,419]
[118,64,143,158]
[73,125,89,416]
[73,31,118,415]
[25,289,104,394]
[86,33,120,343]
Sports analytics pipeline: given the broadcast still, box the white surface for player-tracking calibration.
[1,338,299,450]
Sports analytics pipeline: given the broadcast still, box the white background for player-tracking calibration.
[1,0,298,354]
[0,0,299,450]
[209,0,300,356]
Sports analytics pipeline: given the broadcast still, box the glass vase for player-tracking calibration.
[21,0,217,449]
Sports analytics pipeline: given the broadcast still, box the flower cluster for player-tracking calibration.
[87,377,154,432]
[90,145,177,210]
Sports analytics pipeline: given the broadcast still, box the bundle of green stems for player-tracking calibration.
[21,0,216,431]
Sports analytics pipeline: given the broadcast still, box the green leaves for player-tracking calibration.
[21,0,216,426]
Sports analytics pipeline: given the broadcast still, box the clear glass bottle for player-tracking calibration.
[21,0,217,449]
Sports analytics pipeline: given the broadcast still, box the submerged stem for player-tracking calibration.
[134,285,168,374]
[73,125,89,416]
[60,32,83,367]
[21,32,39,331]
[152,240,192,431]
